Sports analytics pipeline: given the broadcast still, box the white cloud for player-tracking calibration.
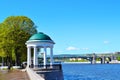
[104,41,109,44]
[66,46,79,51]
[82,48,89,50]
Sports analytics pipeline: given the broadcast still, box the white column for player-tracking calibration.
[50,47,54,65]
[33,46,37,67]
[36,48,40,66]
[27,46,31,67]
[44,47,47,67]
[36,53,38,66]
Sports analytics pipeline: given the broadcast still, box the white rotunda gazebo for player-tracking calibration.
[25,32,55,68]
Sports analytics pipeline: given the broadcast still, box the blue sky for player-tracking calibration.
[0,0,120,54]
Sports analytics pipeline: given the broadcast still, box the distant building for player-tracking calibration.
[115,52,120,54]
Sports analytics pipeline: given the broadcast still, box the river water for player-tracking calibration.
[62,63,120,80]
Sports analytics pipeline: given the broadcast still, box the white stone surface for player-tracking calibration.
[27,68,44,80]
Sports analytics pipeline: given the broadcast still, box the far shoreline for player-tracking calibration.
[63,62,91,64]
[62,61,120,64]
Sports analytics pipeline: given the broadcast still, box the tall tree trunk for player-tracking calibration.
[7,56,12,70]
[2,57,4,66]
[15,48,20,66]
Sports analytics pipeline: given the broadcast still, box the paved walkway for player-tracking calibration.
[0,69,30,80]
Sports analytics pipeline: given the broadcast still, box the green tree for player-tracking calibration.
[0,16,37,66]
[0,23,13,67]
[117,56,120,61]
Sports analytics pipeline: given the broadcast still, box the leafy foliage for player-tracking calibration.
[0,16,37,66]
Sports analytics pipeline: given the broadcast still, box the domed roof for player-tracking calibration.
[29,32,52,40]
